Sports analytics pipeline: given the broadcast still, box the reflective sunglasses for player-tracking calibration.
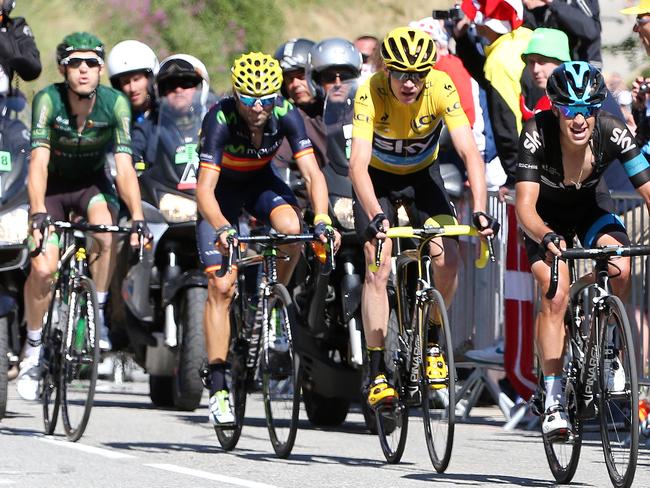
[389,69,429,82]
[237,92,277,107]
[555,104,600,119]
[319,70,357,84]
[62,57,103,69]
[636,16,650,27]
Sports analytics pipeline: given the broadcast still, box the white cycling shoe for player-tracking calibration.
[542,404,571,440]
[208,390,235,426]
[16,357,41,401]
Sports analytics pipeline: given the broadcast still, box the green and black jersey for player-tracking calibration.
[31,83,132,179]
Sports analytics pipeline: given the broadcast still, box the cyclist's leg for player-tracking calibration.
[19,195,62,400]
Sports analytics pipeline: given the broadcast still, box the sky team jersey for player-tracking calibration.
[198,96,313,180]
[352,69,469,175]
[31,83,132,178]
[517,111,650,198]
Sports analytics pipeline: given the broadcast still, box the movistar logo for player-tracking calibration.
[216,110,236,124]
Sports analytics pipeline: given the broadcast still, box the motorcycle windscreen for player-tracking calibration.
[323,79,358,177]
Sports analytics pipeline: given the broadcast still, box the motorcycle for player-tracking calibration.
[291,80,369,427]
[121,92,212,411]
[0,95,30,419]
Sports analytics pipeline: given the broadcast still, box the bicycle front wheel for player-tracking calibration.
[215,308,248,450]
[261,284,300,458]
[420,288,455,473]
[41,280,67,435]
[598,295,638,488]
[60,276,100,441]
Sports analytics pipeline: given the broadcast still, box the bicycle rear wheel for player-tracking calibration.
[542,377,583,484]
[261,284,300,458]
[215,308,248,450]
[598,295,638,488]
[41,280,67,435]
[376,309,409,464]
[60,276,100,441]
[420,289,455,473]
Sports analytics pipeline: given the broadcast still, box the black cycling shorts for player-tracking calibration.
[45,172,118,222]
[353,164,456,242]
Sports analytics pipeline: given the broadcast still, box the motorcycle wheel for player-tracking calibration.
[0,317,8,419]
[303,388,350,427]
[172,287,207,411]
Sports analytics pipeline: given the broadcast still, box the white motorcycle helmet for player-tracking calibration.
[156,53,210,107]
[107,40,159,89]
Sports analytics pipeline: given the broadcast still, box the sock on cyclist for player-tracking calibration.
[24,328,43,361]
[209,362,230,396]
[97,291,108,329]
[544,375,564,411]
[368,347,387,380]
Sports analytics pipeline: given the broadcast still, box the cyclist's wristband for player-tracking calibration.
[313,213,332,226]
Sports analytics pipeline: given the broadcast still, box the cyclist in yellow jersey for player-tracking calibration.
[349,26,499,408]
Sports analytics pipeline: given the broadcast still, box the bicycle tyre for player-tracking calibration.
[261,283,300,458]
[0,317,8,420]
[60,276,100,441]
[542,302,583,484]
[597,295,638,488]
[376,309,409,464]
[41,277,67,435]
[215,307,248,450]
[420,289,455,473]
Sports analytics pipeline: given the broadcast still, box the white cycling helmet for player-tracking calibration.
[107,40,159,89]
[156,53,210,106]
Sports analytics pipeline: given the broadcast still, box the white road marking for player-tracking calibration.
[37,436,136,459]
[145,463,282,488]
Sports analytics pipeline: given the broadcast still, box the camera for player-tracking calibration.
[640,82,650,94]
[432,5,463,20]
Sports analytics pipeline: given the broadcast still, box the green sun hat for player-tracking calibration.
[521,28,571,63]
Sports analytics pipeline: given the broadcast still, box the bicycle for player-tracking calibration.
[207,229,334,458]
[372,217,491,472]
[37,219,135,441]
[540,243,643,487]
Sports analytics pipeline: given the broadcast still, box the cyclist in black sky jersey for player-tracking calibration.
[515,61,650,438]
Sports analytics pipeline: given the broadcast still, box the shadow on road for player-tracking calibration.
[404,471,592,486]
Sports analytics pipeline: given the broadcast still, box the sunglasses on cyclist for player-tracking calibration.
[237,92,277,108]
[62,57,103,69]
[555,104,600,119]
[389,69,429,82]
[319,70,357,84]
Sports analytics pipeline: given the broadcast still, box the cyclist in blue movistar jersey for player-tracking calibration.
[516,61,650,438]
[196,52,337,426]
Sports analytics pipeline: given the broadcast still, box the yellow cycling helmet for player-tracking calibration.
[381,26,437,72]
[231,52,282,96]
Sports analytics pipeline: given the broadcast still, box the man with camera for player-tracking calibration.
[623,0,650,155]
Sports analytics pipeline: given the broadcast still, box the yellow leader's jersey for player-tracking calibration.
[352,69,469,175]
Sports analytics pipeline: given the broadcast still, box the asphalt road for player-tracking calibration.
[1,371,649,488]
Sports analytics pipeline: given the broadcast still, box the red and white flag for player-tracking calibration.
[461,0,524,32]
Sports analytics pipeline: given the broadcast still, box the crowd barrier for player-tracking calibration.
[449,190,650,391]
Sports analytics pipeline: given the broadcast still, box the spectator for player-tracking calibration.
[354,35,379,81]
[605,72,636,132]
[455,0,532,192]
[522,0,602,68]
[0,0,41,92]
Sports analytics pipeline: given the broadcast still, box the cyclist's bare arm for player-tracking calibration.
[114,152,145,221]
[349,137,384,225]
[196,162,231,250]
[27,146,49,215]
[294,151,329,217]
[515,180,563,256]
[448,124,487,217]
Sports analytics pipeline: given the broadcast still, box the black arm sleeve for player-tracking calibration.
[0,18,41,82]
[549,0,600,42]
[516,118,542,183]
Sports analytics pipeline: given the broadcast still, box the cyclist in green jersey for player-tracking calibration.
[16,32,149,401]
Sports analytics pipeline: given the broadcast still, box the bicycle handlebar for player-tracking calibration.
[371,223,494,272]
[546,244,650,299]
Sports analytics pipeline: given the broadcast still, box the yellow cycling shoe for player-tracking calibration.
[367,374,398,409]
[426,344,448,390]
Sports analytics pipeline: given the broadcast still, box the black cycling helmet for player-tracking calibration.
[1,0,15,16]
[546,61,607,107]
